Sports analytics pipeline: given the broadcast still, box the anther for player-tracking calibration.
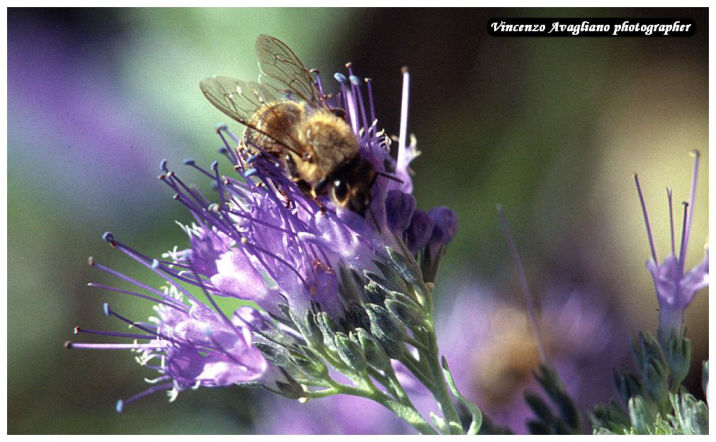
[115,400,124,413]
[64,340,73,349]
[211,161,219,172]
[183,159,196,166]
[151,259,161,269]
[401,65,409,74]
[159,159,168,172]
[215,123,228,132]
[103,303,112,317]
[334,73,348,84]
[345,62,353,69]
[349,75,361,86]
[88,256,95,267]
[74,326,81,334]
[102,232,116,247]
[240,237,248,245]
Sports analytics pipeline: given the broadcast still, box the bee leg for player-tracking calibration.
[315,198,327,214]
[294,179,312,197]
[277,188,292,209]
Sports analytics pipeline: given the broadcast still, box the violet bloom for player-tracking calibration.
[67,56,457,415]
[255,392,412,434]
[431,282,629,434]
[633,151,708,341]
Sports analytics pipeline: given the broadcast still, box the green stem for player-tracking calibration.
[321,377,437,435]
[426,348,463,433]
[400,351,433,388]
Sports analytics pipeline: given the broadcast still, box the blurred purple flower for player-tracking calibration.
[255,393,412,434]
[8,14,170,213]
[431,281,629,433]
[634,151,709,340]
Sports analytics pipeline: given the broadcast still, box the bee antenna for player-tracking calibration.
[375,171,404,184]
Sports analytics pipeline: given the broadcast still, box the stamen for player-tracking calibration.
[633,174,658,264]
[351,75,370,135]
[98,237,201,305]
[334,72,358,134]
[397,67,410,176]
[87,282,186,311]
[66,342,163,350]
[680,150,700,268]
[667,188,675,256]
[364,78,377,135]
[677,202,689,276]
[183,159,215,180]
[102,303,159,336]
[90,260,186,306]
[116,383,174,412]
[497,205,551,367]
[73,326,155,340]
[310,68,326,98]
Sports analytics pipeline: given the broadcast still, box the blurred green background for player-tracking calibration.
[7,7,708,434]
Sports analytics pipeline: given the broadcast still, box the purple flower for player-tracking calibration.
[67,251,268,410]
[67,58,458,412]
[633,151,709,339]
[428,281,629,434]
[255,393,412,434]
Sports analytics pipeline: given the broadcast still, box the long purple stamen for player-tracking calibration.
[397,67,410,176]
[667,188,675,256]
[497,205,550,367]
[89,257,186,307]
[677,202,690,277]
[87,282,186,311]
[116,383,174,412]
[364,78,377,137]
[73,326,155,340]
[67,342,164,350]
[680,150,700,269]
[633,174,658,264]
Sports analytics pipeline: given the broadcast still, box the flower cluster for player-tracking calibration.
[633,151,708,342]
[67,61,460,430]
[590,152,709,435]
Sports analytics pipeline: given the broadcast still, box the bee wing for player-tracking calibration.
[199,76,278,124]
[200,76,307,156]
[255,34,322,107]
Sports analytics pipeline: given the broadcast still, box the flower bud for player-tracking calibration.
[366,304,405,359]
[385,298,424,328]
[334,332,367,373]
[354,328,391,371]
[385,190,416,233]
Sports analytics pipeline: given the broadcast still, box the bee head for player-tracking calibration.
[331,175,373,216]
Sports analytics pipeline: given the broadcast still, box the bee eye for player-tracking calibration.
[333,179,348,202]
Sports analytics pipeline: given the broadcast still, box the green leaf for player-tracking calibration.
[441,356,483,434]
[628,395,657,434]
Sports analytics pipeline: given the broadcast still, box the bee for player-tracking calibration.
[200,35,376,215]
